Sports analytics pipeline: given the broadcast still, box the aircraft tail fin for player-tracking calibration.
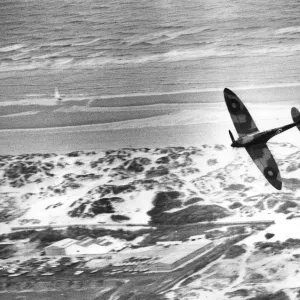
[291,107,300,130]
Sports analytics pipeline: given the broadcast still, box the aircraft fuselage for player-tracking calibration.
[231,121,299,148]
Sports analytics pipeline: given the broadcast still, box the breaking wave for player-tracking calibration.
[0,44,25,53]
[276,26,300,35]
[3,42,300,73]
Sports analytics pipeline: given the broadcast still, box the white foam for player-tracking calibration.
[276,26,300,35]
[0,44,25,53]
[72,38,102,46]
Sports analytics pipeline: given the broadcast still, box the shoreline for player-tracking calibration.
[1,84,300,108]
[0,123,226,155]
[0,99,297,132]
[1,122,298,155]
[1,86,300,155]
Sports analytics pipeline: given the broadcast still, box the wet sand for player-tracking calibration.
[1,87,300,154]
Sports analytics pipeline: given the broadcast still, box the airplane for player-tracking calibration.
[224,88,300,190]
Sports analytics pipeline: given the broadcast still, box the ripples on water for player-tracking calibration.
[1,0,300,102]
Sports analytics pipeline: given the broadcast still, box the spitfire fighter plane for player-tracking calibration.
[224,88,300,190]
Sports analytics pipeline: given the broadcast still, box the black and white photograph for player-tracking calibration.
[1,0,300,299]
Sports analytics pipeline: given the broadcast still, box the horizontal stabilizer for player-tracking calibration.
[291,107,300,131]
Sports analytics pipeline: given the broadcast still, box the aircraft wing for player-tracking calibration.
[246,143,282,190]
[224,88,259,137]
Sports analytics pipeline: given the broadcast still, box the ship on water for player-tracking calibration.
[55,87,62,105]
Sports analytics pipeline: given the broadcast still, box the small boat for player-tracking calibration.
[55,87,62,104]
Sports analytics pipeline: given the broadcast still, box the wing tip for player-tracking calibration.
[276,182,282,190]
[271,179,282,190]
[224,88,238,100]
[224,88,233,95]
[223,88,230,94]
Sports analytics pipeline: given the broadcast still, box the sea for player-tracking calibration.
[1,0,300,104]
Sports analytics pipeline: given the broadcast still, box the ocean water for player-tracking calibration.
[1,0,300,104]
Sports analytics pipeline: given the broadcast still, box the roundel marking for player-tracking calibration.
[264,167,277,179]
[276,129,283,135]
[228,99,241,113]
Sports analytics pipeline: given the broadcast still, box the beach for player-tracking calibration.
[1,86,300,155]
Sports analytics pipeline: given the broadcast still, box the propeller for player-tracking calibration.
[229,130,235,143]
